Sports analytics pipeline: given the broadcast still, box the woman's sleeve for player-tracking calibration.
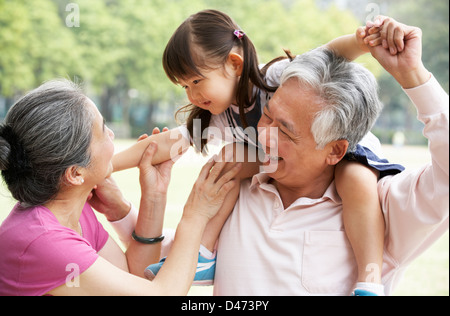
[18,231,100,296]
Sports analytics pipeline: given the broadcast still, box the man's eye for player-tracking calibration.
[264,113,272,122]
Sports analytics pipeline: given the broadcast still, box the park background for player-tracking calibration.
[0,0,448,295]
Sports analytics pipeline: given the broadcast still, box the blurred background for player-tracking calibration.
[1,0,448,143]
[0,0,449,296]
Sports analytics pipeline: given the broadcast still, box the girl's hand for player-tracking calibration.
[363,16,406,56]
[357,18,385,52]
[183,158,242,221]
[355,16,385,53]
[355,26,372,53]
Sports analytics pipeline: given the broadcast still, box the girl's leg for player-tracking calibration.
[335,161,385,289]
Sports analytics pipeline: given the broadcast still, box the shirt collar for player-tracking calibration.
[250,172,342,206]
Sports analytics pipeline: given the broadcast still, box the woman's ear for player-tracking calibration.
[228,52,244,76]
[325,139,349,166]
[64,166,85,186]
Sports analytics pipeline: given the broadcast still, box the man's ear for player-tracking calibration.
[64,166,85,186]
[228,52,244,76]
[325,139,349,166]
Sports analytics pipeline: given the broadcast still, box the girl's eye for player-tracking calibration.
[193,79,201,85]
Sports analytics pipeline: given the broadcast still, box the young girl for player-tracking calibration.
[112,10,405,296]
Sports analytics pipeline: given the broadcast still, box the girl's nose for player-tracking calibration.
[187,88,200,104]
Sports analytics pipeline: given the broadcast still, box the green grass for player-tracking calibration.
[0,141,448,296]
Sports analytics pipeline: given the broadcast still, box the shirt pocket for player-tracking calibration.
[302,231,357,295]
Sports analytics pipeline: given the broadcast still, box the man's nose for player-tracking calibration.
[258,126,278,150]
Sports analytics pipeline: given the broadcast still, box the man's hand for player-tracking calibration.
[368,17,430,89]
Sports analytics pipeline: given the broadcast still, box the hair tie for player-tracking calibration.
[234,30,245,40]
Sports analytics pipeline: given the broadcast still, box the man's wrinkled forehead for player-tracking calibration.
[265,99,297,135]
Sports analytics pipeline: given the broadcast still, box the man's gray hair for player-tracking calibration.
[280,48,383,152]
[0,79,94,208]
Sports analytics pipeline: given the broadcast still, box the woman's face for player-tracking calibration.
[84,99,115,184]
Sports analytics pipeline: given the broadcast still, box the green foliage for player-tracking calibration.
[0,0,35,95]
[0,0,81,96]
[0,0,448,137]
[367,0,449,144]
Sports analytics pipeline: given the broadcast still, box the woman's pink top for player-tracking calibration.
[0,203,109,296]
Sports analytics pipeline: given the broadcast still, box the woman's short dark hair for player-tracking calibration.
[0,79,94,208]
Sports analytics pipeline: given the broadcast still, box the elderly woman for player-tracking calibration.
[0,79,241,296]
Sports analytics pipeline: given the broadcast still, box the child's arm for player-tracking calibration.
[323,19,385,61]
[323,32,368,61]
[112,127,190,172]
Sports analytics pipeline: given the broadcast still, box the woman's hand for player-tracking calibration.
[183,158,242,222]
[138,141,175,198]
[88,177,131,222]
[137,127,175,198]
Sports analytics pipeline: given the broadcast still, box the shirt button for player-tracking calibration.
[274,201,281,209]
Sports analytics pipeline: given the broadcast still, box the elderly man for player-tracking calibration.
[95,19,447,296]
[213,19,449,296]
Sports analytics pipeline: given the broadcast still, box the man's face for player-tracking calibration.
[257,79,336,196]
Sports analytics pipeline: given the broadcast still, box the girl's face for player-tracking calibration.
[179,54,242,115]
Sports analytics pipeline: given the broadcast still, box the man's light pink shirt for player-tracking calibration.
[214,75,449,296]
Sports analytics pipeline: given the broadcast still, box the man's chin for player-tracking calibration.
[261,158,283,175]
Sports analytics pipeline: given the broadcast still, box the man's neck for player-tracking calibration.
[271,171,334,209]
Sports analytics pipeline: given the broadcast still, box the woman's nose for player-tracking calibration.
[108,127,115,141]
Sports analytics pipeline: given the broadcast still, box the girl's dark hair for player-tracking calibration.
[163,9,293,152]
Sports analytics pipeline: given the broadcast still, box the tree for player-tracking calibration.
[5,0,445,142]
[0,1,36,97]
[373,0,449,144]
